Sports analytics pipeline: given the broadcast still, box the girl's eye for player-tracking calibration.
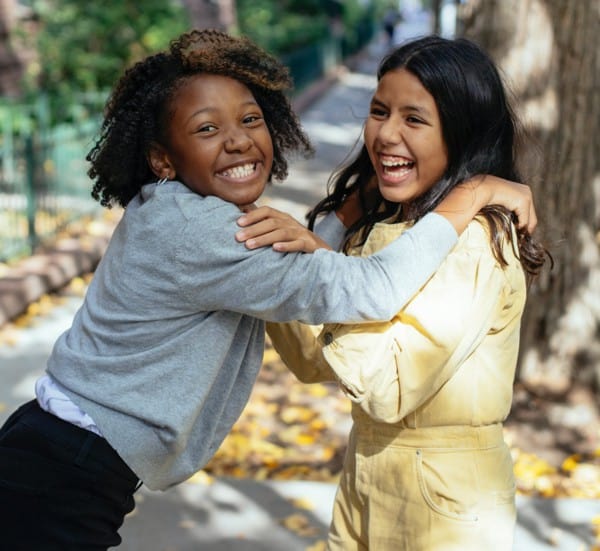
[197,124,217,133]
[243,114,263,125]
[369,107,388,118]
[406,116,424,124]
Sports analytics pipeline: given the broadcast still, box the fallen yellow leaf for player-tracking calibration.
[289,497,315,511]
[263,348,281,364]
[280,513,319,537]
[307,385,330,398]
[306,541,327,551]
[185,470,214,485]
[281,405,315,424]
[562,454,581,472]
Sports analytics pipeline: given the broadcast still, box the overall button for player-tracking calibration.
[323,331,334,345]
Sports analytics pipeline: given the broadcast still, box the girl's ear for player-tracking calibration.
[147,144,175,180]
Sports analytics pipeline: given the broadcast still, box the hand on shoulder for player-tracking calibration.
[236,206,332,253]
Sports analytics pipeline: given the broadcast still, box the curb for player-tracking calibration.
[291,68,343,114]
[0,214,119,326]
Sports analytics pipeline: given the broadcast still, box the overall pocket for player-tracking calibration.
[415,448,480,522]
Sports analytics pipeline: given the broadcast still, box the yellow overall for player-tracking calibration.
[268,216,526,550]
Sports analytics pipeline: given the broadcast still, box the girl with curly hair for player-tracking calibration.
[0,30,535,549]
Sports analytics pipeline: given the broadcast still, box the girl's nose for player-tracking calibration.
[378,117,403,145]
[224,129,253,152]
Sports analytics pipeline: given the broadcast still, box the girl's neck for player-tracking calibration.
[398,203,415,223]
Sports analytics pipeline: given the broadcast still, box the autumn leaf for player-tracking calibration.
[289,497,315,511]
[4,252,600,504]
[281,405,316,424]
[280,513,319,537]
[186,470,214,486]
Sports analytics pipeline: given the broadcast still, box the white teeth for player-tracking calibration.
[220,163,256,179]
[384,165,412,177]
[381,158,413,177]
[381,159,413,167]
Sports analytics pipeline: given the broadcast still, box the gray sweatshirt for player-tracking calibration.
[47,181,456,490]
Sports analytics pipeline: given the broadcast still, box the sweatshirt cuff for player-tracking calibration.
[314,211,346,251]
[409,212,458,247]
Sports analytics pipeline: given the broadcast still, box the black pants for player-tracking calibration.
[0,400,140,550]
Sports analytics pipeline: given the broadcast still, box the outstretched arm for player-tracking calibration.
[236,175,537,253]
[339,174,537,233]
[436,175,537,235]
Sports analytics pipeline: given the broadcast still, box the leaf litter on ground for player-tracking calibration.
[2,266,600,546]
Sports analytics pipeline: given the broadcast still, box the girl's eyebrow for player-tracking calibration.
[370,97,386,108]
[186,101,260,123]
[403,104,433,117]
[370,97,432,118]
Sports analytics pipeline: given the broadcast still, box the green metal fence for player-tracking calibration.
[0,95,105,262]
[283,25,375,93]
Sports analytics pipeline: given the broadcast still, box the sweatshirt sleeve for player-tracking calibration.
[313,211,346,251]
[320,222,525,423]
[177,199,457,325]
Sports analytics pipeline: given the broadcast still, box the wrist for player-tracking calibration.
[468,175,494,211]
[434,185,480,234]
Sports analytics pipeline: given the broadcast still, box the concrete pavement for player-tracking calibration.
[2,289,599,550]
[1,37,599,550]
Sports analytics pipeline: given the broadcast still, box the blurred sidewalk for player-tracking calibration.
[1,37,599,550]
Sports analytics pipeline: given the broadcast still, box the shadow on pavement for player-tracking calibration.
[119,477,334,550]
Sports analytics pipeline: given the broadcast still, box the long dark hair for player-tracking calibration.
[308,35,547,279]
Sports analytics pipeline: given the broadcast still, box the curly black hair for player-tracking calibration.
[87,29,313,208]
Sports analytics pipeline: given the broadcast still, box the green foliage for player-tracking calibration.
[17,0,188,122]
[13,0,389,121]
[340,0,377,52]
[236,0,385,57]
[236,0,330,54]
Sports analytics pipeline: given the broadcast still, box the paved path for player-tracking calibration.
[1,39,599,550]
[2,291,599,550]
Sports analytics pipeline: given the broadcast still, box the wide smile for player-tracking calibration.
[217,161,261,183]
[379,155,414,183]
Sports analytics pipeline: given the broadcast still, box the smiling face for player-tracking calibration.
[364,68,448,213]
[150,73,274,210]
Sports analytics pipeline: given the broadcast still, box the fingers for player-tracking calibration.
[272,239,310,253]
[512,185,537,235]
[273,235,333,253]
[237,206,289,227]
[234,208,332,252]
[236,216,271,236]
[243,230,296,250]
[514,207,528,232]
[236,207,306,246]
[516,204,537,234]
[521,185,537,234]
[527,199,538,234]
[236,217,303,242]
[236,218,308,249]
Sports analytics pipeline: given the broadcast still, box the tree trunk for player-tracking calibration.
[431,0,443,35]
[0,0,27,96]
[460,0,600,395]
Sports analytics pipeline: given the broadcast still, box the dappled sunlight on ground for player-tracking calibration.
[2,273,599,503]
